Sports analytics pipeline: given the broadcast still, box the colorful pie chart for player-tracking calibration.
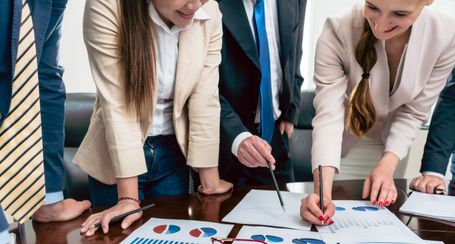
[336,206,346,211]
[251,234,284,242]
[352,206,379,212]
[292,238,325,244]
[153,224,181,234]
[189,227,217,237]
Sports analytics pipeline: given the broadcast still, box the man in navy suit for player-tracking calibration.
[410,69,455,193]
[214,0,307,186]
[0,0,90,240]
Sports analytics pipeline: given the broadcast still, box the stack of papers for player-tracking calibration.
[400,191,455,222]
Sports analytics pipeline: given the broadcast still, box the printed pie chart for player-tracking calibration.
[251,234,284,242]
[153,224,181,234]
[292,238,325,244]
[189,227,217,237]
[352,206,379,212]
[336,206,346,211]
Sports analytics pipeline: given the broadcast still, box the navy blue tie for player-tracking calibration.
[254,0,274,144]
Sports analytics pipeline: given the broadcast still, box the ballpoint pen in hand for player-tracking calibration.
[91,203,156,229]
[266,161,286,212]
[319,165,324,224]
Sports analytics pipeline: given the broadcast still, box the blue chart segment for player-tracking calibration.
[352,206,379,212]
[189,227,217,237]
[153,224,181,234]
[251,234,284,242]
[292,238,325,244]
[336,206,346,211]
[130,237,196,244]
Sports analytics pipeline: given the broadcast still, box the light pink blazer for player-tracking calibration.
[311,5,455,173]
[74,0,222,184]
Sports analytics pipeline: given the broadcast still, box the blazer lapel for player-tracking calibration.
[174,25,196,107]
[28,0,52,62]
[218,0,260,69]
[388,11,426,111]
[277,0,297,67]
[10,0,22,77]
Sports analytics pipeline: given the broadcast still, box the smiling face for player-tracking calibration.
[151,0,208,28]
[363,0,433,40]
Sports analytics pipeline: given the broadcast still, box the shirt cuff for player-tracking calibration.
[45,191,64,205]
[421,171,446,179]
[231,132,253,157]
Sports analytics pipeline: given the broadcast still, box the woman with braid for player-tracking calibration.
[300,0,455,225]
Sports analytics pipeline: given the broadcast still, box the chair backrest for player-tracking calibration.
[63,93,95,200]
[290,90,315,181]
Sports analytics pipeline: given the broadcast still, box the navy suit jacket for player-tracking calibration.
[420,69,455,175]
[0,0,67,193]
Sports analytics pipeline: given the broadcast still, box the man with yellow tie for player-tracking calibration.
[0,0,90,242]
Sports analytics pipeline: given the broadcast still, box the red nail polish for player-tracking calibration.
[391,200,395,204]
[378,201,383,207]
[385,201,389,206]
[319,216,324,221]
[324,215,330,221]
[372,200,376,205]
[329,220,334,225]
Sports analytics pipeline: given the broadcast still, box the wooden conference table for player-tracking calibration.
[13,179,455,243]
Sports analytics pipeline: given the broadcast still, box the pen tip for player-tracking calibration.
[282,205,286,212]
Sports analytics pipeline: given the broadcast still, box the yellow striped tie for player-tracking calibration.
[0,0,46,224]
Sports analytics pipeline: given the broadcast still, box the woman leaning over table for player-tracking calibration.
[301,0,455,225]
[75,0,233,236]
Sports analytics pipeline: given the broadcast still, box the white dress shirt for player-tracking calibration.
[147,4,209,136]
[232,0,283,156]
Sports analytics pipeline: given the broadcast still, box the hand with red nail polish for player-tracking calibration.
[300,193,336,225]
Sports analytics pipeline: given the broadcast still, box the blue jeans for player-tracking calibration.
[88,135,189,208]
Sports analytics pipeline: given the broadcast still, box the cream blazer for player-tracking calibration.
[74,0,222,184]
[311,5,455,173]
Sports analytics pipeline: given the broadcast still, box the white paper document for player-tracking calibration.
[316,200,423,244]
[234,226,324,243]
[222,189,311,230]
[400,191,455,222]
[120,218,233,244]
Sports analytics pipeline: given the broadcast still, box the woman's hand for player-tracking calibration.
[362,152,399,206]
[198,167,233,195]
[300,193,336,225]
[80,199,141,236]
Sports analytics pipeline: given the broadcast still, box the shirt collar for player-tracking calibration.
[149,3,210,34]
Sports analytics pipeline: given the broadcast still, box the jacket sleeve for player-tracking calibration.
[186,2,223,168]
[311,19,349,173]
[83,0,147,178]
[420,78,455,175]
[284,0,307,125]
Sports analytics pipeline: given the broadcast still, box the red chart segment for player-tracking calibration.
[189,227,217,237]
[153,225,181,234]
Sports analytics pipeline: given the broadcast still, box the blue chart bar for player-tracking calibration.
[130,237,193,244]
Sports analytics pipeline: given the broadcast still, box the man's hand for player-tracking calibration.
[410,175,445,194]
[237,135,276,169]
[279,121,294,138]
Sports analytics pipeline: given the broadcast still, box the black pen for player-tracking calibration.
[92,203,156,229]
[319,165,324,224]
[267,161,286,212]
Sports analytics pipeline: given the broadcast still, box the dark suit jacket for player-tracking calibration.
[420,69,455,175]
[0,0,67,193]
[216,0,306,182]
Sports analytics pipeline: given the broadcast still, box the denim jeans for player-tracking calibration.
[88,135,189,208]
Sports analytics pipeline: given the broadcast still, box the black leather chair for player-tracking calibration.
[289,90,315,181]
[63,93,95,201]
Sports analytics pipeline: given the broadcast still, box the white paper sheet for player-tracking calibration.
[316,200,423,244]
[400,191,455,222]
[120,218,233,244]
[234,226,324,244]
[222,189,311,230]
